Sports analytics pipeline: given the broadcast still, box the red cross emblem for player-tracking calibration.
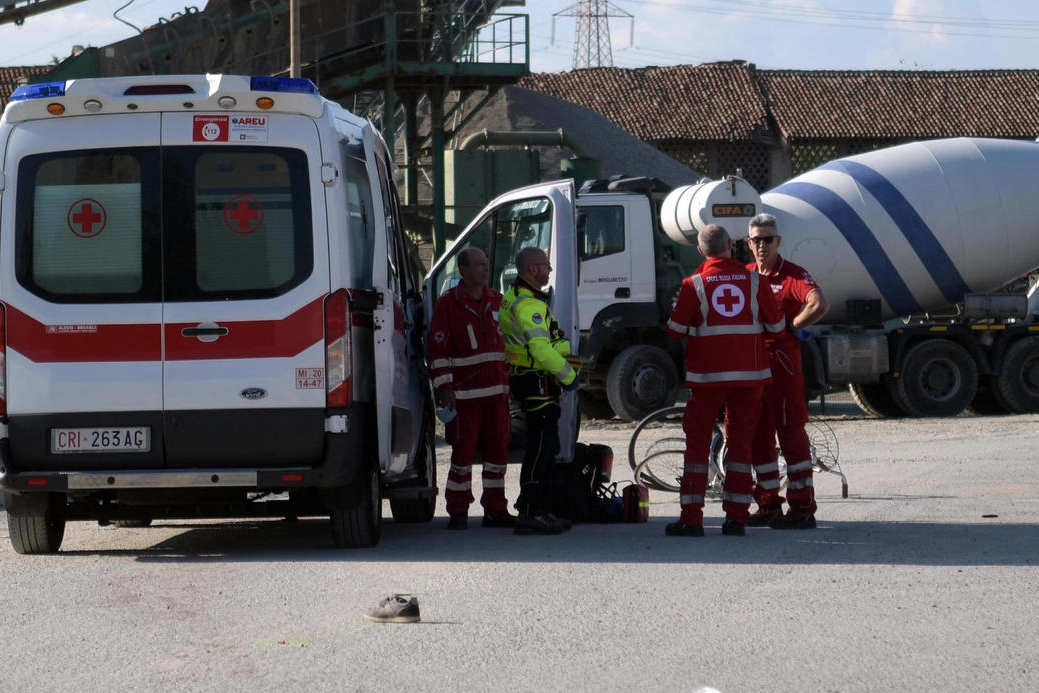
[711,283,745,317]
[67,199,107,238]
[223,194,264,235]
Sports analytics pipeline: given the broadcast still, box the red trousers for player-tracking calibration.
[750,346,816,514]
[681,385,763,525]
[444,395,511,516]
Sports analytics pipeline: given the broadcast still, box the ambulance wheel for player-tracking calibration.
[329,463,381,548]
[606,345,680,423]
[6,492,66,555]
[887,339,977,417]
[390,411,437,523]
[996,336,1039,413]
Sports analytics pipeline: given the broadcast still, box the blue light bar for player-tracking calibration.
[10,82,67,101]
[250,76,318,95]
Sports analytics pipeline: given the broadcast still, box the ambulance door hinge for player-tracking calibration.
[321,163,339,185]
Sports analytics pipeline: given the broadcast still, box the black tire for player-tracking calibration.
[628,405,685,492]
[849,382,905,418]
[996,336,1039,413]
[578,390,616,420]
[606,345,680,423]
[114,519,153,528]
[968,378,1012,416]
[329,463,381,548]
[390,411,437,523]
[887,339,978,417]
[7,493,66,555]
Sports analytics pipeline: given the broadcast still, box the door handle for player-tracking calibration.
[181,323,229,343]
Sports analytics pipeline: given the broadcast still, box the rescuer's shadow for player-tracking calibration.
[89,513,1039,567]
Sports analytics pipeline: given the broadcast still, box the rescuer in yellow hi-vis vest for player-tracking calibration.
[500,246,579,535]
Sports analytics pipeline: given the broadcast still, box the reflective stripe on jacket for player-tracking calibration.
[428,284,509,400]
[500,280,575,386]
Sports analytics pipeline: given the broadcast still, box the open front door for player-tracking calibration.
[425,180,580,462]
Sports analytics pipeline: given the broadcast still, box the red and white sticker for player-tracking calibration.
[296,367,324,389]
[193,115,229,142]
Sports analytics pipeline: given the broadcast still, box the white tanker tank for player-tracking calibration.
[659,137,1039,418]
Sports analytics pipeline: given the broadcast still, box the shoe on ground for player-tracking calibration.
[446,514,467,530]
[721,519,746,536]
[545,513,573,532]
[665,521,704,537]
[514,513,565,535]
[364,594,421,623]
[482,510,517,528]
[769,511,817,530]
[745,505,783,527]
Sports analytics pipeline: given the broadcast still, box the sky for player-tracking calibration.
[3,0,1039,73]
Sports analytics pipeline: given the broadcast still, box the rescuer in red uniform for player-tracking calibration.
[428,247,515,530]
[666,224,786,537]
[745,213,831,529]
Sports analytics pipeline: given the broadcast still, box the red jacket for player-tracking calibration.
[748,255,820,354]
[428,284,509,400]
[667,256,786,387]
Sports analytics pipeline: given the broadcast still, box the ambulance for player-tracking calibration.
[0,75,436,553]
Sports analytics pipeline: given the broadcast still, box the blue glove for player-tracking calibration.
[562,376,581,392]
[791,328,814,341]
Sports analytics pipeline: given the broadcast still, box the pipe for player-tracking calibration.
[458,128,588,158]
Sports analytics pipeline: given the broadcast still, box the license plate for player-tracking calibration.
[51,427,151,454]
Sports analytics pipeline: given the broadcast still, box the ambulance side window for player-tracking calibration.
[343,142,375,288]
[15,149,161,302]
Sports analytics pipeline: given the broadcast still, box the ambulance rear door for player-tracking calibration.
[1,113,166,470]
[157,112,331,468]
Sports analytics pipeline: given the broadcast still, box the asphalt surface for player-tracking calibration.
[2,404,1038,692]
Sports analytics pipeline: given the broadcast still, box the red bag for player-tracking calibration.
[622,483,649,522]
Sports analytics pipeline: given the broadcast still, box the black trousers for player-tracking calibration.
[514,397,561,516]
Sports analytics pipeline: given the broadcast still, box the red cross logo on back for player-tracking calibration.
[711,283,745,317]
[223,194,265,235]
[67,199,107,238]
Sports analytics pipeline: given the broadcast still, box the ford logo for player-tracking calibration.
[240,387,267,400]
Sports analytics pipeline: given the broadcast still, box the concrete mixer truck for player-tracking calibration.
[573,136,1039,420]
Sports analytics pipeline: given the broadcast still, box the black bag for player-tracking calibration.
[551,442,614,522]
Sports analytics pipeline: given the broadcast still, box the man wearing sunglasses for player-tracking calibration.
[745,213,830,529]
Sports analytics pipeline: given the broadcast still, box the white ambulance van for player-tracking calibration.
[0,74,436,553]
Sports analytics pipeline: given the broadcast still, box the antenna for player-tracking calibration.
[552,0,635,70]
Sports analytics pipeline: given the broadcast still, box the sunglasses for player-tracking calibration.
[748,236,777,246]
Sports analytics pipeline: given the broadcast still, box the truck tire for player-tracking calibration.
[389,411,438,523]
[6,492,66,554]
[996,336,1039,413]
[578,390,616,420]
[606,344,681,423]
[329,463,381,548]
[849,382,905,418]
[887,339,978,417]
[968,378,1012,416]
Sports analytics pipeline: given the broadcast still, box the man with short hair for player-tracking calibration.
[745,212,830,529]
[666,224,786,537]
[499,246,579,535]
[428,247,514,530]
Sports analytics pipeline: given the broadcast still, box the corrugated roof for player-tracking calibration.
[520,63,1039,143]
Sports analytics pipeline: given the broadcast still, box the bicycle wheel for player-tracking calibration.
[628,405,686,492]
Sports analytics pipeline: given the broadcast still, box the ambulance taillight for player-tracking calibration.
[324,290,353,408]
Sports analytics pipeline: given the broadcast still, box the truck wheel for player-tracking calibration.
[578,390,616,420]
[888,339,978,417]
[848,382,905,418]
[329,463,382,548]
[968,378,1012,416]
[606,345,680,422]
[996,336,1039,413]
[390,411,437,523]
[6,492,66,555]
